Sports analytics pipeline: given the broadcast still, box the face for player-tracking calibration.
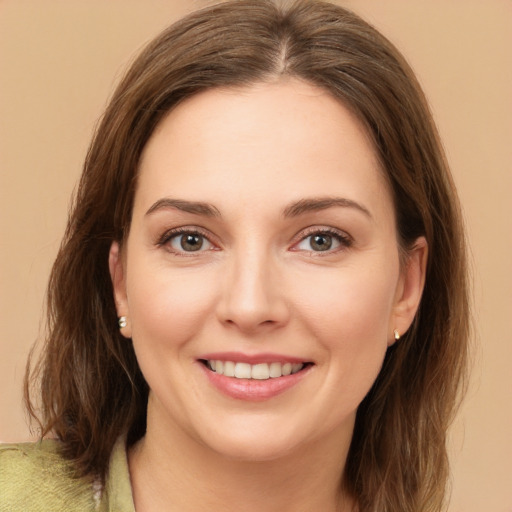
[110,79,426,461]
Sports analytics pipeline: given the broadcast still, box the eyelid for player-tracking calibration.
[155,224,352,255]
[156,226,220,254]
[290,226,353,253]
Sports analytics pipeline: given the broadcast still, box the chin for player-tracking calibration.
[208,435,301,463]
[192,413,338,463]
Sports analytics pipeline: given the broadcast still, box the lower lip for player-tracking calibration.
[199,363,311,401]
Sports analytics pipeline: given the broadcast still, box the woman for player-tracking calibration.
[0,1,469,511]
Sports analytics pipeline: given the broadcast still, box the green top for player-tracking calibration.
[0,437,135,511]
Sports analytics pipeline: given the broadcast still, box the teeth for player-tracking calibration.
[223,360,235,377]
[269,362,282,378]
[208,360,305,379]
[234,362,252,379]
[252,363,270,380]
[291,363,303,374]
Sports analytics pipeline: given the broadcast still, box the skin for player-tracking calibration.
[109,78,427,512]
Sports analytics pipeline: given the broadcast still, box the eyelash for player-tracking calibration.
[156,226,353,256]
[291,227,353,254]
[157,227,217,255]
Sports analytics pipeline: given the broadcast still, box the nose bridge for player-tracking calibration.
[218,238,288,332]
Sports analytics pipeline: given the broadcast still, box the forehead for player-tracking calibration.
[135,79,392,220]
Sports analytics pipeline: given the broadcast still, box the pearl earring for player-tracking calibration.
[393,329,400,341]
[118,316,127,329]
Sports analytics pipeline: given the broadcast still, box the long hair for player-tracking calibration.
[25,1,470,510]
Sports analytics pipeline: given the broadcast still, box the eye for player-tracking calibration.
[160,229,215,254]
[293,229,352,253]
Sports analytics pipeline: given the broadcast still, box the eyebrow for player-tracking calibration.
[282,197,372,219]
[145,196,371,220]
[145,198,221,217]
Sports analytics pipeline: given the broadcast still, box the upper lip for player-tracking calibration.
[198,352,311,365]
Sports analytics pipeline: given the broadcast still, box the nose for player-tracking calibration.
[216,246,290,334]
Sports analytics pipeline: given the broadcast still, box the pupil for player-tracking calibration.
[181,234,203,251]
[311,234,332,251]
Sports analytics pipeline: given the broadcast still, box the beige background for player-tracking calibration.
[1,1,511,510]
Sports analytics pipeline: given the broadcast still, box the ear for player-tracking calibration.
[389,236,428,346]
[109,241,132,338]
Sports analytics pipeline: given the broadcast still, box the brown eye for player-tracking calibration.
[169,232,213,253]
[309,234,333,251]
[296,232,339,252]
[293,229,352,254]
[182,234,203,251]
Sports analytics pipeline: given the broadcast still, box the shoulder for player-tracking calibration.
[0,440,98,512]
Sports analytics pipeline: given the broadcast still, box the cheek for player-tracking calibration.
[291,259,398,400]
[126,261,219,348]
[294,260,397,337]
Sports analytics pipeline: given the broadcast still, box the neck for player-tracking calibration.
[128,397,357,512]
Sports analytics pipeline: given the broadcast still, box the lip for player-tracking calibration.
[196,352,313,402]
[198,362,312,401]
[198,351,307,365]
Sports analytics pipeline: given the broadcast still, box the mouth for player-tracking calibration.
[197,352,314,400]
[199,359,313,380]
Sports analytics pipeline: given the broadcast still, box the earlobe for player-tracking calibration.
[389,237,428,345]
[109,241,132,338]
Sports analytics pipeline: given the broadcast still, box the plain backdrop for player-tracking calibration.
[1,1,511,511]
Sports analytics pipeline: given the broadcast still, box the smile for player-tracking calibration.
[205,360,305,380]
[198,353,314,400]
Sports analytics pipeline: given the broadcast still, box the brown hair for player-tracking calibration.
[25,1,470,510]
